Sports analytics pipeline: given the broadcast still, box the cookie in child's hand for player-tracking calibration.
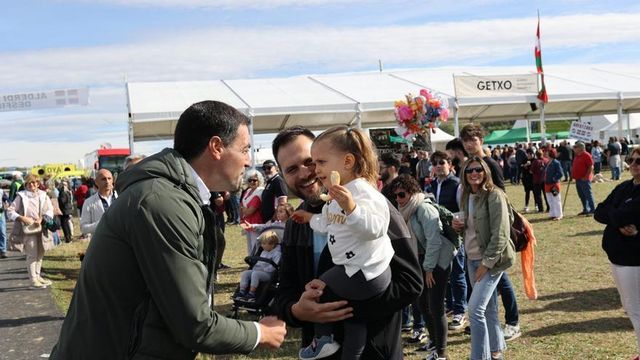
[330,171,341,186]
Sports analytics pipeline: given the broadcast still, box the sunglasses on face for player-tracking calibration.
[26,181,38,186]
[464,167,485,174]
[394,191,407,199]
[248,179,259,183]
[629,158,640,166]
[431,160,447,166]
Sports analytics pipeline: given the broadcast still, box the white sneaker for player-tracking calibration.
[503,324,521,341]
[424,350,446,360]
[448,313,466,331]
[407,328,427,343]
[38,277,53,286]
[30,279,48,289]
[523,206,529,213]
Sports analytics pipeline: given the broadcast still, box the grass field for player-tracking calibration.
[43,170,637,359]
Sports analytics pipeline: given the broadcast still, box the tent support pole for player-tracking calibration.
[248,110,256,167]
[453,100,460,137]
[355,104,362,129]
[617,92,624,140]
[539,101,546,145]
[526,119,531,144]
[125,79,135,153]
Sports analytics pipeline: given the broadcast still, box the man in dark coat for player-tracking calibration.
[51,101,286,359]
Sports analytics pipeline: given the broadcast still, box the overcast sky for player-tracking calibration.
[2,0,640,167]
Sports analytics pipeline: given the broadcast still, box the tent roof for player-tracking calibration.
[127,63,640,142]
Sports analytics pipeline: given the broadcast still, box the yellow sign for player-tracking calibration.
[31,163,78,177]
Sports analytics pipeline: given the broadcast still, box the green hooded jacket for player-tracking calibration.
[51,148,258,359]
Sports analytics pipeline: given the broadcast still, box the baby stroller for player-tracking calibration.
[230,244,281,319]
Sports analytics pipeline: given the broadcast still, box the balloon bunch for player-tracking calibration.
[394,88,450,140]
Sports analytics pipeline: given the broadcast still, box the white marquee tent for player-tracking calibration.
[126,63,640,154]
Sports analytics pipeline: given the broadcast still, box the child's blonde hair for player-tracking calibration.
[313,125,379,186]
[258,230,280,247]
[277,203,294,219]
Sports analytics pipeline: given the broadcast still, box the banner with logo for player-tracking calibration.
[454,74,538,97]
[0,88,89,112]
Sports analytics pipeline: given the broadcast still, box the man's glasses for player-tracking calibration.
[394,191,407,199]
[431,160,447,166]
[628,157,640,166]
[464,167,485,174]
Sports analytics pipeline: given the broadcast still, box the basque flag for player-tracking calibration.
[535,13,548,104]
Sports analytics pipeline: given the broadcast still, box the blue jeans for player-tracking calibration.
[468,259,506,360]
[594,162,602,174]
[0,212,6,253]
[612,166,621,180]
[561,160,572,180]
[498,273,519,326]
[446,245,468,315]
[575,179,595,213]
[401,304,425,330]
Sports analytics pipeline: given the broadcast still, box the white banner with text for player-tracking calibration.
[569,121,594,142]
[454,74,538,97]
[0,88,90,112]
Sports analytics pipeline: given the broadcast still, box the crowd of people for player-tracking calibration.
[1,100,637,360]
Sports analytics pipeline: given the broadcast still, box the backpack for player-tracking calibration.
[424,199,462,249]
[509,205,531,252]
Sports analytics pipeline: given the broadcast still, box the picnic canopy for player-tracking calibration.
[126,63,640,154]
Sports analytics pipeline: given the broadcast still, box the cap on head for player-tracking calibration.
[262,159,276,168]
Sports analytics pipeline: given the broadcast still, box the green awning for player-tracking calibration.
[485,128,570,145]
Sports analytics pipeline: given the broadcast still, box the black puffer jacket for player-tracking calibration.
[594,180,640,266]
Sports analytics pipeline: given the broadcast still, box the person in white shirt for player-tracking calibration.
[292,125,394,360]
[80,169,116,236]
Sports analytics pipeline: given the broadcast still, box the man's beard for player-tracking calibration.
[288,176,324,207]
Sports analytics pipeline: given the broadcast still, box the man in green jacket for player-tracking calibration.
[51,101,286,359]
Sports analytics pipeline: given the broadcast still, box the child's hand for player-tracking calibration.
[305,279,326,292]
[291,210,312,224]
[329,185,356,215]
[239,221,253,231]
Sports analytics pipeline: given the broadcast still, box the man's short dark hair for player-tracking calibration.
[173,101,249,161]
[429,150,450,163]
[380,152,401,169]
[272,126,316,167]
[460,123,487,141]
[445,138,466,154]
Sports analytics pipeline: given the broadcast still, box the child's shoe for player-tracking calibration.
[244,292,256,302]
[233,289,247,299]
[299,335,340,359]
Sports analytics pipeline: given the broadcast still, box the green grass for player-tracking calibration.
[45,170,637,359]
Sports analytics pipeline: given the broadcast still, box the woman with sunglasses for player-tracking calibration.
[452,157,515,360]
[6,174,55,289]
[240,169,264,255]
[594,147,640,360]
[391,174,456,360]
